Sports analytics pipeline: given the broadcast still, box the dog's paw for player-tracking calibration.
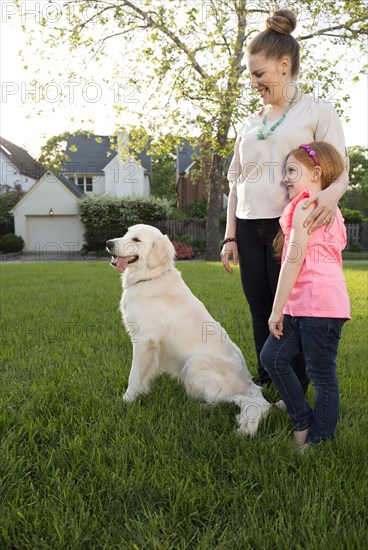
[122,391,135,402]
[236,413,251,436]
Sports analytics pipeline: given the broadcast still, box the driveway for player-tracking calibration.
[0,251,108,264]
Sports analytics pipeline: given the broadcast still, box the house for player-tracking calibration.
[0,137,46,194]
[11,171,85,253]
[176,139,231,211]
[62,133,152,197]
[11,133,152,252]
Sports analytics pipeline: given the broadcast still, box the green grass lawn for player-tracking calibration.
[0,260,367,549]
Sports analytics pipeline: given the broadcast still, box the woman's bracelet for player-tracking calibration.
[222,237,237,246]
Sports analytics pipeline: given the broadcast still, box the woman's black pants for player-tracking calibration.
[236,217,308,390]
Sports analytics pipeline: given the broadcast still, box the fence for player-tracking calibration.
[154,219,225,243]
[346,224,360,249]
[154,220,368,251]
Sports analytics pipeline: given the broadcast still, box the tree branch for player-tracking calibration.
[84,29,135,67]
[73,6,113,31]
[207,0,233,57]
[232,1,247,74]
[298,16,368,41]
[163,63,192,106]
[119,0,210,80]
[320,33,364,39]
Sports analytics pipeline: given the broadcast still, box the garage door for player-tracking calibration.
[27,216,83,252]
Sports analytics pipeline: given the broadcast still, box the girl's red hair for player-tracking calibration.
[273,142,345,261]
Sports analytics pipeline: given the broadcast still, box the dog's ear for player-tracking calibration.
[146,235,174,269]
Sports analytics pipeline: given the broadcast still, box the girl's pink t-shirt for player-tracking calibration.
[280,189,351,319]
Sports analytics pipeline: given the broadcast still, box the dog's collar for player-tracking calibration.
[132,267,172,286]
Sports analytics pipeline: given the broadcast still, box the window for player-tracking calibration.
[76,176,93,192]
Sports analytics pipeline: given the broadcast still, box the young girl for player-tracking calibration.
[260,142,350,449]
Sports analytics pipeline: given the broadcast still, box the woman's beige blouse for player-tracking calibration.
[228,94,347,219]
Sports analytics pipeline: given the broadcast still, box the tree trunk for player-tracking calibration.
[205,152,225,261]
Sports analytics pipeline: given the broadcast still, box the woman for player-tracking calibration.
[221,9,349,385]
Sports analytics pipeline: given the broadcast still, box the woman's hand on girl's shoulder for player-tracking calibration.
[301,185,340,234]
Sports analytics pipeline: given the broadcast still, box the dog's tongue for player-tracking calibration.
[116,257,129,273]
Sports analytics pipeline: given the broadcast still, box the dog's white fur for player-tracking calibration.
[107,224,270,436]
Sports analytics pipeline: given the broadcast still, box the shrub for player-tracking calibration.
[190,240,206,256]
[168,209,187,220]
[349,242,363,253]
[0,188,25,235]
[78,194,172,251]
[0,218,14,236]
[172,241,194,260]
[187,198,207,219]
[219,211,227,224]
[0,234,24,253]
[341,208,363,224]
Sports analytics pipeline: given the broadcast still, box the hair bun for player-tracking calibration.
[266,9,297,35]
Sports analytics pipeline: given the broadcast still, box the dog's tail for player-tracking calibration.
[224,393,271,437]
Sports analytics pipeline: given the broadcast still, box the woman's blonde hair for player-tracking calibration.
[273,141,345,260]
[247,9,300,78]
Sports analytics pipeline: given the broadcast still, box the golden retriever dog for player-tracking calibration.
[106,224,270,436]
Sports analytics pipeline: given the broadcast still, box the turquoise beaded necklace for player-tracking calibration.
[257,85,299,140]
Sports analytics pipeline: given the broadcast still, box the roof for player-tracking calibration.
[177,139,233,175]
[177,140,200,175]
[10,170,83,213]
[0,136,46,180]
[53,172,84,198]
[62,134,152,175]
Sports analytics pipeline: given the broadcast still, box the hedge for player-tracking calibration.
[78,194,172,251]
[0,189,25,235]
[0,234,24,253]
[341,208,363,224]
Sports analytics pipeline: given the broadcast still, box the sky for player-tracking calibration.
[1,2,367,159]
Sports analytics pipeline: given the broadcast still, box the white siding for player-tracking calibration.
[104,156,149,197]
[92,174,105,194]
[143,173,151,196]
[0,151,36,192]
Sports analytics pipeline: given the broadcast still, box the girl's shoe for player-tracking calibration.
[275,399,287,411]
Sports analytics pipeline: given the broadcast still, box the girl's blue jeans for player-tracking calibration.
[260,315,346,443]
